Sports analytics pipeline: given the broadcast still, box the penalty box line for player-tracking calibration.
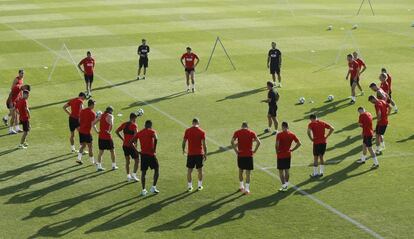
[3,22,384,239]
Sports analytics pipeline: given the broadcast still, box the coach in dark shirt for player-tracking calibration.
[267,42,282,87]
[137,39,150,80]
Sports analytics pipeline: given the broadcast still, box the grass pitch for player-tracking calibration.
[1,0,414,238]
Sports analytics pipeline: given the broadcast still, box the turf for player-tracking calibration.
[1,0,414,238]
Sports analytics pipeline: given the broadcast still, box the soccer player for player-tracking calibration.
[78,51,95,98]
[115,113,140,182]
[353,51,366,95]
[276,122,301,192]
[231,122,261,195]
[261,81,279,135]
[15,90,30,149]
[381,68,393,96]
[346,54,360,104]
[368,95,388,154]
[95,106,118,171]
[137,39,150,80]
[63,92,86,153]
[182,118,207,191]
[76,99,97,165]
[11,69,25,89]
[307,114,334,178]
[5,84,30,134]
[356,107,379,169]
[132,120,159,196]
[267,42,282,87]
[3,69,25,127]
[180,47,199,93]
[369,82,392,115]
[379,73,398,113]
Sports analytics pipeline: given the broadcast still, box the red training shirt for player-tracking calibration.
[359,112,373,137]
[79,57,95,76]
[232,128,257,157]
[9,84,22,104]
[16,98,29,121]
[99,112,112,140]
[79,108,96,135]
[134,128,157,156]
[68,97,83,119]
[276,130,299,159]
[380,81,390,95]
[184,126,206,156]
[374,100,388,126]
[386,73,392,92]
[355,58,366,69]
[348,60,359,78]
[117,122,138,146]
[181,53,199,69]
[308,120,332,144]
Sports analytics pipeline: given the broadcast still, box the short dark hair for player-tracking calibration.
[369,83,377,88]
[129,112,137,120]
[79,92,86,98]
[105,106,114,114]
[18,69,24,74]
[347,54,353,58]
[282,121,289,128]
[309,114,317,120]
[368,95,376,101]
[241,122,248,128]
[24,85,31,91]
[87,51,91,55]
[381,68,387,73]
[145,120,152,128]
[357,106,364,111]
[142,39,146,42]
[87,99,95,106]
[192,118,199,124]
[186,47,191,50]
[267,81,274,87]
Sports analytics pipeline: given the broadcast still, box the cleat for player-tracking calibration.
[9,130,17,135]
[375,150,381,155]
[136,76,140,80]
[188,186,193,192]
[271,131,277,135]
[279,186,288,192]
[23,142,29,147]
[309,174,319,178]
[18,144,27,149]
[97,167,105,172]
[127,175,133,182]
[360,91,365,96]
[264,128,270,133]
[350,100,355,104]
[16,129,23,133]
[150,186,159,194]
[244,190,251,195]
[71,149,79,153]
[239,187,245,193]
[2,116,8,126]
[356,159,366,164]
[82,150,89,155]
[192,88,195,93]
[319,173,324,177]
[141,189,148,196]
[132,175,140,182]
[142,76,146,80]
[112,165,119,171]
[371,164,379,169]
[76,160,83,165]
[186,89,190,93]
[394,109,398,113]
[197,186,203,191]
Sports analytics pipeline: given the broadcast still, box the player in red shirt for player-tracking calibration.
[231,122,261,195]
[180,47,199,93]
[76,99,97,165]
[381,68,392,95]
[131,120,159,196]
[115,113,140,182]
[11,69,24,89]
[15,90,30,149]
[95,106,118,171]
[5,84,30,134]
[346,54,360,104]
[353,52,366,95]
[63,92,86,153]
[369,82,392,115]
[356,107,379,169]
[379,73,398,113]
[78,51,95,98]
[368,96,388,154]
[182,118,207,191]
[276,122,301,192]
[307,114,334,178]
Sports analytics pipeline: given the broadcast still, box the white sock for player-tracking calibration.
[376,145,381,151]
[77,152,82,161]
[285,181,289,187]
[90,157,95,163]
[127,174,131,178]
[71,145,75,150]
[352,96,356,101]
[381,141,385,149]
[313,166,318,176]
[198,180,202,187]
[15,125,21,130]
[97,163,102,168]
[373,156,379,165]
[132,172,137,177]
[245,183,250,191]
[187,85,190,90]
[112,163,116,167]
[319,165,324,175]
[188,182,192,188]
[192,84,195,90]
[9,127,13,132]
[239,181,244,189]
[360,155,366,161]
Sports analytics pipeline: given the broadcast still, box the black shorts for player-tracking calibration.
[6,100,14,110]
[277,158,291,170]
[376,125,387,135]
[99,139,114,150]
[237,157,253,170]
[350,77,359,86]
[79,133,92,144]
[388,91,392,99]
[185,68,195,73]
[84,74,94,84]
[270,64,280,75]
[141,154,159,171]
[139,57,148,68]
[187,155,203,169]
[268,105,277,117]
[69,117,80,132]
[21,120,30,132]
[363,136,373,147]
[313,143,327,156]
[122,146,139,159]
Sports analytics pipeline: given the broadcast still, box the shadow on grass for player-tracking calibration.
[0,148,18,156]
[294,98,350,122]
[334,122,359,134]
[216,87,267,102]
[396,135,414,143]
[86,191,195,234]
[146,191,242,232]
[325,145,361,165]
[206,145,232,156]
[326,135,360,152]
[122,91,187,110]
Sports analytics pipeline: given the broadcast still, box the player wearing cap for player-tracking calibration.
[231,122,261,195]
[63,92,86,153]
[95,106,118,171]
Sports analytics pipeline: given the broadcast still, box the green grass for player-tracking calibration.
[1,0,414,238]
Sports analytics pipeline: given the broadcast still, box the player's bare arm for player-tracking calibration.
[275,140,280,153]
[115,128,124,141]
[63,103,71,116]
[202,139,207,161]
[231,137,239,154]
[182,139,187,154]
[267,55,270,68]
[253,136,261,154]
[153,134,158,154]
[307,128,314,142]
[194,56,200,68]
[325,125,335,139]
[77,62,85,73]
[290,140,301,152]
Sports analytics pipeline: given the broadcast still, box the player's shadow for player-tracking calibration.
[92,79,138,92]
[294,161,372,195]
[294,98,350,122]
[190,191,291,231]
[85,191,193,233]
[207,145,233,156]
[334,122,359,134]
[5,166,106,204]
[0,153,74,182]
[258,132,275,140]
[122,91,187,109]
[30,99,69,111]
[396,135,414,143]
[216,87,267,102]
[146,191,242,232]
[23,181,129,220]
[325,145,361,165]
[326,135,360,152]
[0,148,18,156]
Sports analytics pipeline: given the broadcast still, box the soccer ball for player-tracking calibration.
[298,97,305,104]
[96,111,102,118]
[136,108,144,117]
[352,24,358,30]
[327,25,333,31]
[328,95,334,101]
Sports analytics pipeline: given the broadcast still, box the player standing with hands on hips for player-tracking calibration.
[181,47,199,93]
[137,39,150,80]
[78,51,95,98]
[267,42,282,87]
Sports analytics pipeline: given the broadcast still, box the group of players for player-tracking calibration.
[2,40,396,195]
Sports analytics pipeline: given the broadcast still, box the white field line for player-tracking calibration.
[3,22,384,239]
[47,44,65,81]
